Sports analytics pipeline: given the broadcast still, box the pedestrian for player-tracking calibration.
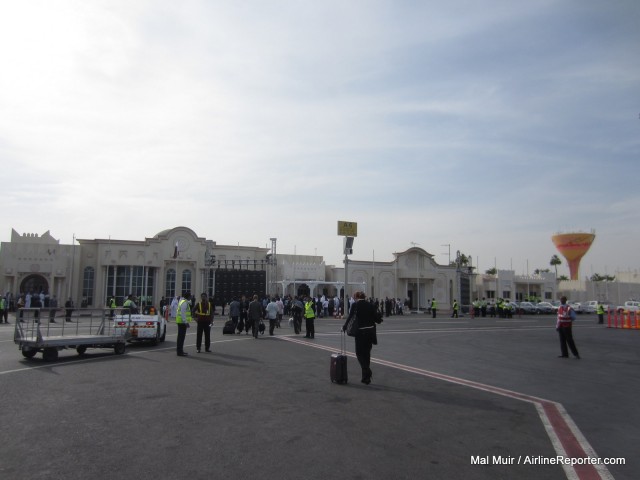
[265,298,278,335]
[275,296,284,328]
[596,302,605,324]
[195,293,213,353]
[430,298,437,318]
[170,295,179,322]
[240,295,250,334]
[229,297,241,330]
[451,299,459,318]
[176,292,192,356]
[342,291,383,385]
[304,297,316,339]
[0,296,6,324]
[49,295,58,322]
[291,296,304,334]
[556,296,580,359]
[247,294,263,339]
[65,297,74,322]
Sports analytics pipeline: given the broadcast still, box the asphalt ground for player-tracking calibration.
[0,311,638,480]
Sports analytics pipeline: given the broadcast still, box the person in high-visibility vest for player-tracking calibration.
[107,296,116,318]
[123,295,138,314]
[451,300,459,318]
[176,292,192,356]
[304,297,316,339]
[556,296,580,359]
[430,298,437,318]
[596,303,605,325]
[195,292,213,352]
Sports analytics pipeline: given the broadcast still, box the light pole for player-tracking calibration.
[441,244,451,265]
[411,242,420,311]
[270,238,277,297]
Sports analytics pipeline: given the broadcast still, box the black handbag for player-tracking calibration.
[345,306,359,336]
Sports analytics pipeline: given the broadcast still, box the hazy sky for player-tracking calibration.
[1,1,638,278]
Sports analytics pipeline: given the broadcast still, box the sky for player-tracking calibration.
[1,0,639,278]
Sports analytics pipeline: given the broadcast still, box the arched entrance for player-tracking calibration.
[20,274,49,295]
[297,284,310,298]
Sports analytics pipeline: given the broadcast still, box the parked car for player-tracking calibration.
[616,301,640,313]
[536,302,556,314]
[517,301,540,314]
[583,301,598,314]
[569,302,584,314]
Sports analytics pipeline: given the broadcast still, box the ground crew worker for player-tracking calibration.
[176,292,192,356]
[123,295,138,314]
[473,298,480,317]
[451,300,459,318]
[107,296,116,318]
[194,293,213,353]
[556,296,580,359]
[430,298,437,318]
[504,300,513,318]
[0,296,6,324]
[596,303,605,324]
[480,297,487,317]
[304,297,316,338]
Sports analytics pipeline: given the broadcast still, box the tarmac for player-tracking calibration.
[0,311,638,480]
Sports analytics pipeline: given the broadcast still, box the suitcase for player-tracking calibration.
[236,319,245,333]
[330,333,348,384]
[223,320,235,335]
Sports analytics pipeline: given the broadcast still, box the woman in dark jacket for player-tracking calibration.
[342,291,383,385]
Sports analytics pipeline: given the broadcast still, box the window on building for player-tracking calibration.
[545,291,552,300]
[486,290,495,299]
[502,290,511,300]
[182,269,192,295]
[83,267,94,306]
[165,269,176,299]
[106,266,155,306]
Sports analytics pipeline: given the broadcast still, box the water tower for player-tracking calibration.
[551,232,596,280]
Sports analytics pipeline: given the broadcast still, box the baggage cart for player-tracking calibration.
[14,308,130,362]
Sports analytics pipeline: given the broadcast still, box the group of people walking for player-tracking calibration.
[163,288,582,387]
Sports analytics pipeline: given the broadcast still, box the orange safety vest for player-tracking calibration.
[556,305,573,328]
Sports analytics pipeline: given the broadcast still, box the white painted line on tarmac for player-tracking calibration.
[419,321,469,324]
[280,336,613,480]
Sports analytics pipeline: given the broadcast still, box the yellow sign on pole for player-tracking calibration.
[337,221,357,237]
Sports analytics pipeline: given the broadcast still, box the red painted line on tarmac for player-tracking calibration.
[280,336,612,480]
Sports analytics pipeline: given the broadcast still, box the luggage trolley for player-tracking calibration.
[14,308,130,362]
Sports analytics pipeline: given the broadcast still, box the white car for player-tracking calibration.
[616,301,640,313]
[569,302,584,314]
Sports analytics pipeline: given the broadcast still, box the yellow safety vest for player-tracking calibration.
[176,299,192,324]
[304,301,315,319]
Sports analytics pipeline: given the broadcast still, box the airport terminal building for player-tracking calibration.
[0,226,596,311]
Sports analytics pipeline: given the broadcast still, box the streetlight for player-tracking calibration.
[270,238,277,296]
[441,244,451,265]
[411,242,420,311]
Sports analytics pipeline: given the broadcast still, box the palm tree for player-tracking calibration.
[550,255,562,276]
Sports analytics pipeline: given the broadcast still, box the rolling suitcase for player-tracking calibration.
[223,320,235,335]
[330,332,348,384]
